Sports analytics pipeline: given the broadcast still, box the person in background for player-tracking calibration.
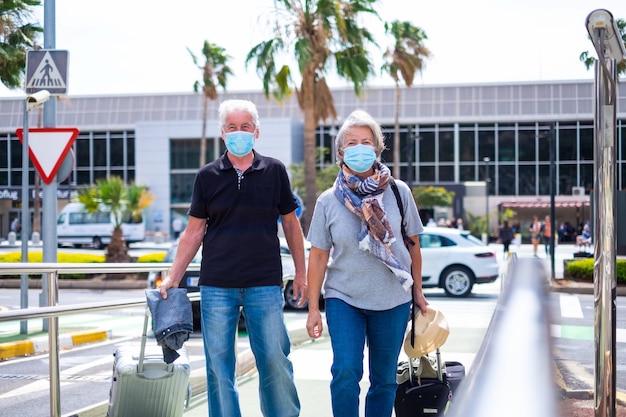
[426,217,437,227]
[530,215,542,257]
[576,223,592,250]
[498,220,514,259]
[171,217,183,240]
[542,215,552,255]
[456,217,464,230]
[305,109,428,417]
[158,99,306,417]
[10,217,19,234]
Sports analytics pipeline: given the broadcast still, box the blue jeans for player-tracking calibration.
[325,298,411,417]
[199,285,300,417]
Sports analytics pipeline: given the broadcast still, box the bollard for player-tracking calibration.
[7,231,16,245]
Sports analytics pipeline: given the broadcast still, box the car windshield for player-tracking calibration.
[462,232,487,247]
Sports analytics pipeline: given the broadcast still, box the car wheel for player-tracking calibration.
[283,280,308,311]
[441,266,474,297]
[92,236,103,250]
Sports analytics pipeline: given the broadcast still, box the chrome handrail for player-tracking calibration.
[446,257,558,417]
[0,262,199,417]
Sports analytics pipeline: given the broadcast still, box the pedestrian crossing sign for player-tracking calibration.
[25,49,69,95]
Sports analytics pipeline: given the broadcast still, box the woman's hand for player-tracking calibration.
[306,309,324,339]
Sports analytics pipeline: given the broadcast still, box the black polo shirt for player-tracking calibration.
[188,151,298,288]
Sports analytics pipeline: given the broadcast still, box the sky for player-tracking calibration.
[1,0,625,98]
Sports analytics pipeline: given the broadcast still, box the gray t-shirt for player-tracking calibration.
[307,179,424,311]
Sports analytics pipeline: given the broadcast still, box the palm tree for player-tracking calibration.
[0,0,43,90]
[580,18,626,75]
[77,176,154,263]
[245,0,380,233]
[381,20,430,179]
[188,41,233,167]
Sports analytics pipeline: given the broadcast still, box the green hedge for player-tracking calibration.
[0,252,166,263]
[0,252,167,279]
[566,258,626,284]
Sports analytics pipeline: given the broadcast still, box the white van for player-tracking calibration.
[56,203,145,249]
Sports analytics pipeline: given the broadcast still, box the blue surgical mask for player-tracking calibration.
[343,144,377,173]
[225,131,255,157]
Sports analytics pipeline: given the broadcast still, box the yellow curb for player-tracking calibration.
[0,340,35,360]
[71,330,109,346]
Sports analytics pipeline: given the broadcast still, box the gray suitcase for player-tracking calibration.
[107,309,191,417]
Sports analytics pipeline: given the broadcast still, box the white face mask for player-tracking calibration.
[225,131,254,157]
[343,144,377,173]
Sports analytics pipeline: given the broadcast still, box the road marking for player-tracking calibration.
[0,355,112,399]
[552,326,626,343]
[559,293,584,318]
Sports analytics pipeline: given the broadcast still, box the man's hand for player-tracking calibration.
[159,277,179,299]
[291,272,309,308]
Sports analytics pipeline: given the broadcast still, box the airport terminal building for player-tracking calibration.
[0,79,619,239]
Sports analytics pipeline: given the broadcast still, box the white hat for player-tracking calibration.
[403,307,450,357]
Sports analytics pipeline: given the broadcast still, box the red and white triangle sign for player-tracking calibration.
[15,127,79,184]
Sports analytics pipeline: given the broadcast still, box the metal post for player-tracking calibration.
[407,129,415,186]
[43,2,59,415]
[20,102,29,334]
[47,270,60,417]
[549,124,556,281]
[593,51,617,417]
[483,157,490,240]
[40,0,58,334]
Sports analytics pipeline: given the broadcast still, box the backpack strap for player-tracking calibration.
[390,177,415,248]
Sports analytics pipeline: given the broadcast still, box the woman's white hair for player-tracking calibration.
[334,109,385,164]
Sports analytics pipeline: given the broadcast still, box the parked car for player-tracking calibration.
[418,227,499,297]
[147,238,314,330]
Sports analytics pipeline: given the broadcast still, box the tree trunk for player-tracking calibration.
[105,226,131,264]
[301,72,318,235]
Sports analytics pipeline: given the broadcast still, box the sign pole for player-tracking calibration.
[19,101,29,334]
[42,3,60,416]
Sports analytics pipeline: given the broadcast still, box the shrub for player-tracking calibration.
[137,253,167,263]
[0,252,105,263]
[0,251,166,263]
[0,251,166,279]
[566,258,626,284]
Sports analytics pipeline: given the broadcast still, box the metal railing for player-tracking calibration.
[0,257,558,417]
[446,256,559,417]
[0,262,200,417]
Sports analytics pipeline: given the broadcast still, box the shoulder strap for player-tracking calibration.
[390,178,415,247]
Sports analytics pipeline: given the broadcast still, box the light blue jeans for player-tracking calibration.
[199,285,300,417]
[325,298,411,417]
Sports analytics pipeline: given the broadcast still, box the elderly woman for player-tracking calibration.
[305,109,428,417]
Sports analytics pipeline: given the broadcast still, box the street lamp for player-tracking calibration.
[483,157,490,242]
[585,9,624,417]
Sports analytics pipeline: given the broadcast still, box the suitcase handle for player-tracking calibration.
[138,307,150,373]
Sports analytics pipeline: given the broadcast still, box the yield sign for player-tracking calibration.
[15,127,79,184]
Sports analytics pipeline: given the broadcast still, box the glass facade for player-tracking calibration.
[169,137,223,205]
[317,120,607,197]
[0,80,621,236]
[0,130,136,188]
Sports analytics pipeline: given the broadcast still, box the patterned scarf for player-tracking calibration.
[334,162,413,290]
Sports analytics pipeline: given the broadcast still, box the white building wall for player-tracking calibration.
[135,118,302,235]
